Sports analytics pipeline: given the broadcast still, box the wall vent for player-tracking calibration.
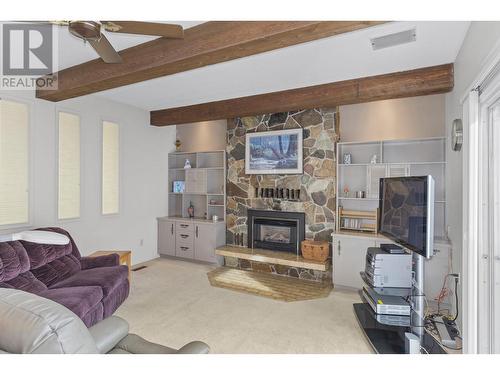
[371,28,416,50]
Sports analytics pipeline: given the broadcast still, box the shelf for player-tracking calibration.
[339,227,376,233]
[170,167,224,171]
[340,215,376,219]
[169,192,225,196]
[339,162,445,167]
[169,150,226,221]
[339,197,378,201]
[338,136,446,146]
[338,197,446,203]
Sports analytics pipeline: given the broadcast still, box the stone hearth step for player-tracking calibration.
[207,267,332,302]
[215,245,329,271]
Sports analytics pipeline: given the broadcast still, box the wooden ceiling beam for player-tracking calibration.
[150,63,454,126]
[36,21,386,102]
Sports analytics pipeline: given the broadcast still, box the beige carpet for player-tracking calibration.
[116,257,373,354]
[207,267,332,301]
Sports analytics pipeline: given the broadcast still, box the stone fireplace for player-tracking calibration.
[226,108,339,248]
[223,108,338,284]
[247,209,305,255]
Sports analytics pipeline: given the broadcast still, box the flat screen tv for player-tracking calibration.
[378,176,434,258]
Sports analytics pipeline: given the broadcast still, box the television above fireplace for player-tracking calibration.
[247,209,305,255]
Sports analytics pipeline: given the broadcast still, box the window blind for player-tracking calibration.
[58,112,80,219]
[102,121,119,214]
[0,99,29,226]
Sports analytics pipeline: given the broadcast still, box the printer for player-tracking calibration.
[364,247,412,288]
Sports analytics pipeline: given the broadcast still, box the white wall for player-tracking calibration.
[339,94,445,142]
[0,90,176,265]
[445,22,500,275]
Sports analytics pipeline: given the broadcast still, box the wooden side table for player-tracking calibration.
[88,250,132,280]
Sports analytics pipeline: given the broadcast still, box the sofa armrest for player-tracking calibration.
[176,341,210,354]
[81,254,119,269]
[111,334,210,354]
[88,316,129,354]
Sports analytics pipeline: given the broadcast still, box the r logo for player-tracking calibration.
[2,23,53,75]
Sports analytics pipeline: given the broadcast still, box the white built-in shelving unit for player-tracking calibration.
[168,150,226,222]
[336,137,446,238]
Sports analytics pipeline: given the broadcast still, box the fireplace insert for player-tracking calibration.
[247,209,305,255]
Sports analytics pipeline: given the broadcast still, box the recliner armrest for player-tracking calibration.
[177,341,210,354]
[81,254,119,269]
[88,316,129,354]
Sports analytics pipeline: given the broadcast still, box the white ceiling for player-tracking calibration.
[56,21,204,70]
[61,21,470,111]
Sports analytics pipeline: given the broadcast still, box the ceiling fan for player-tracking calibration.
[50,21,184,63]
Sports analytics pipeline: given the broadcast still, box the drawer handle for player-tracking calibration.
[180,224,189,228]
[171,223,173,235]
[180,234,189,238]
[180,246,189,251]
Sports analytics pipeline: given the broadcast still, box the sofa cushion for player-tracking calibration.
[51,265,128,297]
[0,241,30,282]
[39,286,103,318]
[4,271,47,294]
[22,240,74,269]
[30,255,81,287]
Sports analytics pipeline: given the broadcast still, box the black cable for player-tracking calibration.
[452,277,459,321]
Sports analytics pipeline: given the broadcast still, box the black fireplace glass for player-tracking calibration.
[247,209,305,255]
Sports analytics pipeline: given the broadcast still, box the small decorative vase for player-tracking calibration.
[184,159,191,169]
[175,139,182,151]
[187,201,195,218]
[343,153,352,165]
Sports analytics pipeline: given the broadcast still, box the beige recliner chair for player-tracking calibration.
[0,288,209,354]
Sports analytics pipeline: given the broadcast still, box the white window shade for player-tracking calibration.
[102,121,119,214]
[58,112,80,219]
[0,99,29,226]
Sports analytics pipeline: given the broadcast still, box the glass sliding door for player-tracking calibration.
[478,71,500,353]
[490,102,500,353]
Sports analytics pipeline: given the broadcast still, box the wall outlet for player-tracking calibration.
[140,239,144,246]
[452,273,460,285]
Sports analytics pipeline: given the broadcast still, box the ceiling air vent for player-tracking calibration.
[370,28,416,50]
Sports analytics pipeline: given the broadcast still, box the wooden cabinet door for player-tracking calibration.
[158,220,175,256]
[194,223,216,263]
[333,236,375,289]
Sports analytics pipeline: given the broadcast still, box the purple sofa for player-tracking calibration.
[0,227,129,327]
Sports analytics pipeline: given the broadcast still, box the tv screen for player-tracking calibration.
[379,176,434,258]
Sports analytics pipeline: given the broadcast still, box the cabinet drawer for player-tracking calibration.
[176,243,194,259]
[176,232,193,244]
[176,222,193,234]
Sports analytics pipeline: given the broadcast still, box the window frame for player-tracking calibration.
[100,117,122,217]
[0,95,33,230]
[55,108,83,222]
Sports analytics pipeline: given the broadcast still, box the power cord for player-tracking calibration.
[435,273,460,318]
[451,275,459,321]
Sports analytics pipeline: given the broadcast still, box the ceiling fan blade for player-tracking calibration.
[15,21,69,26]
[88,34,122,63]
[102,21,184,39]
